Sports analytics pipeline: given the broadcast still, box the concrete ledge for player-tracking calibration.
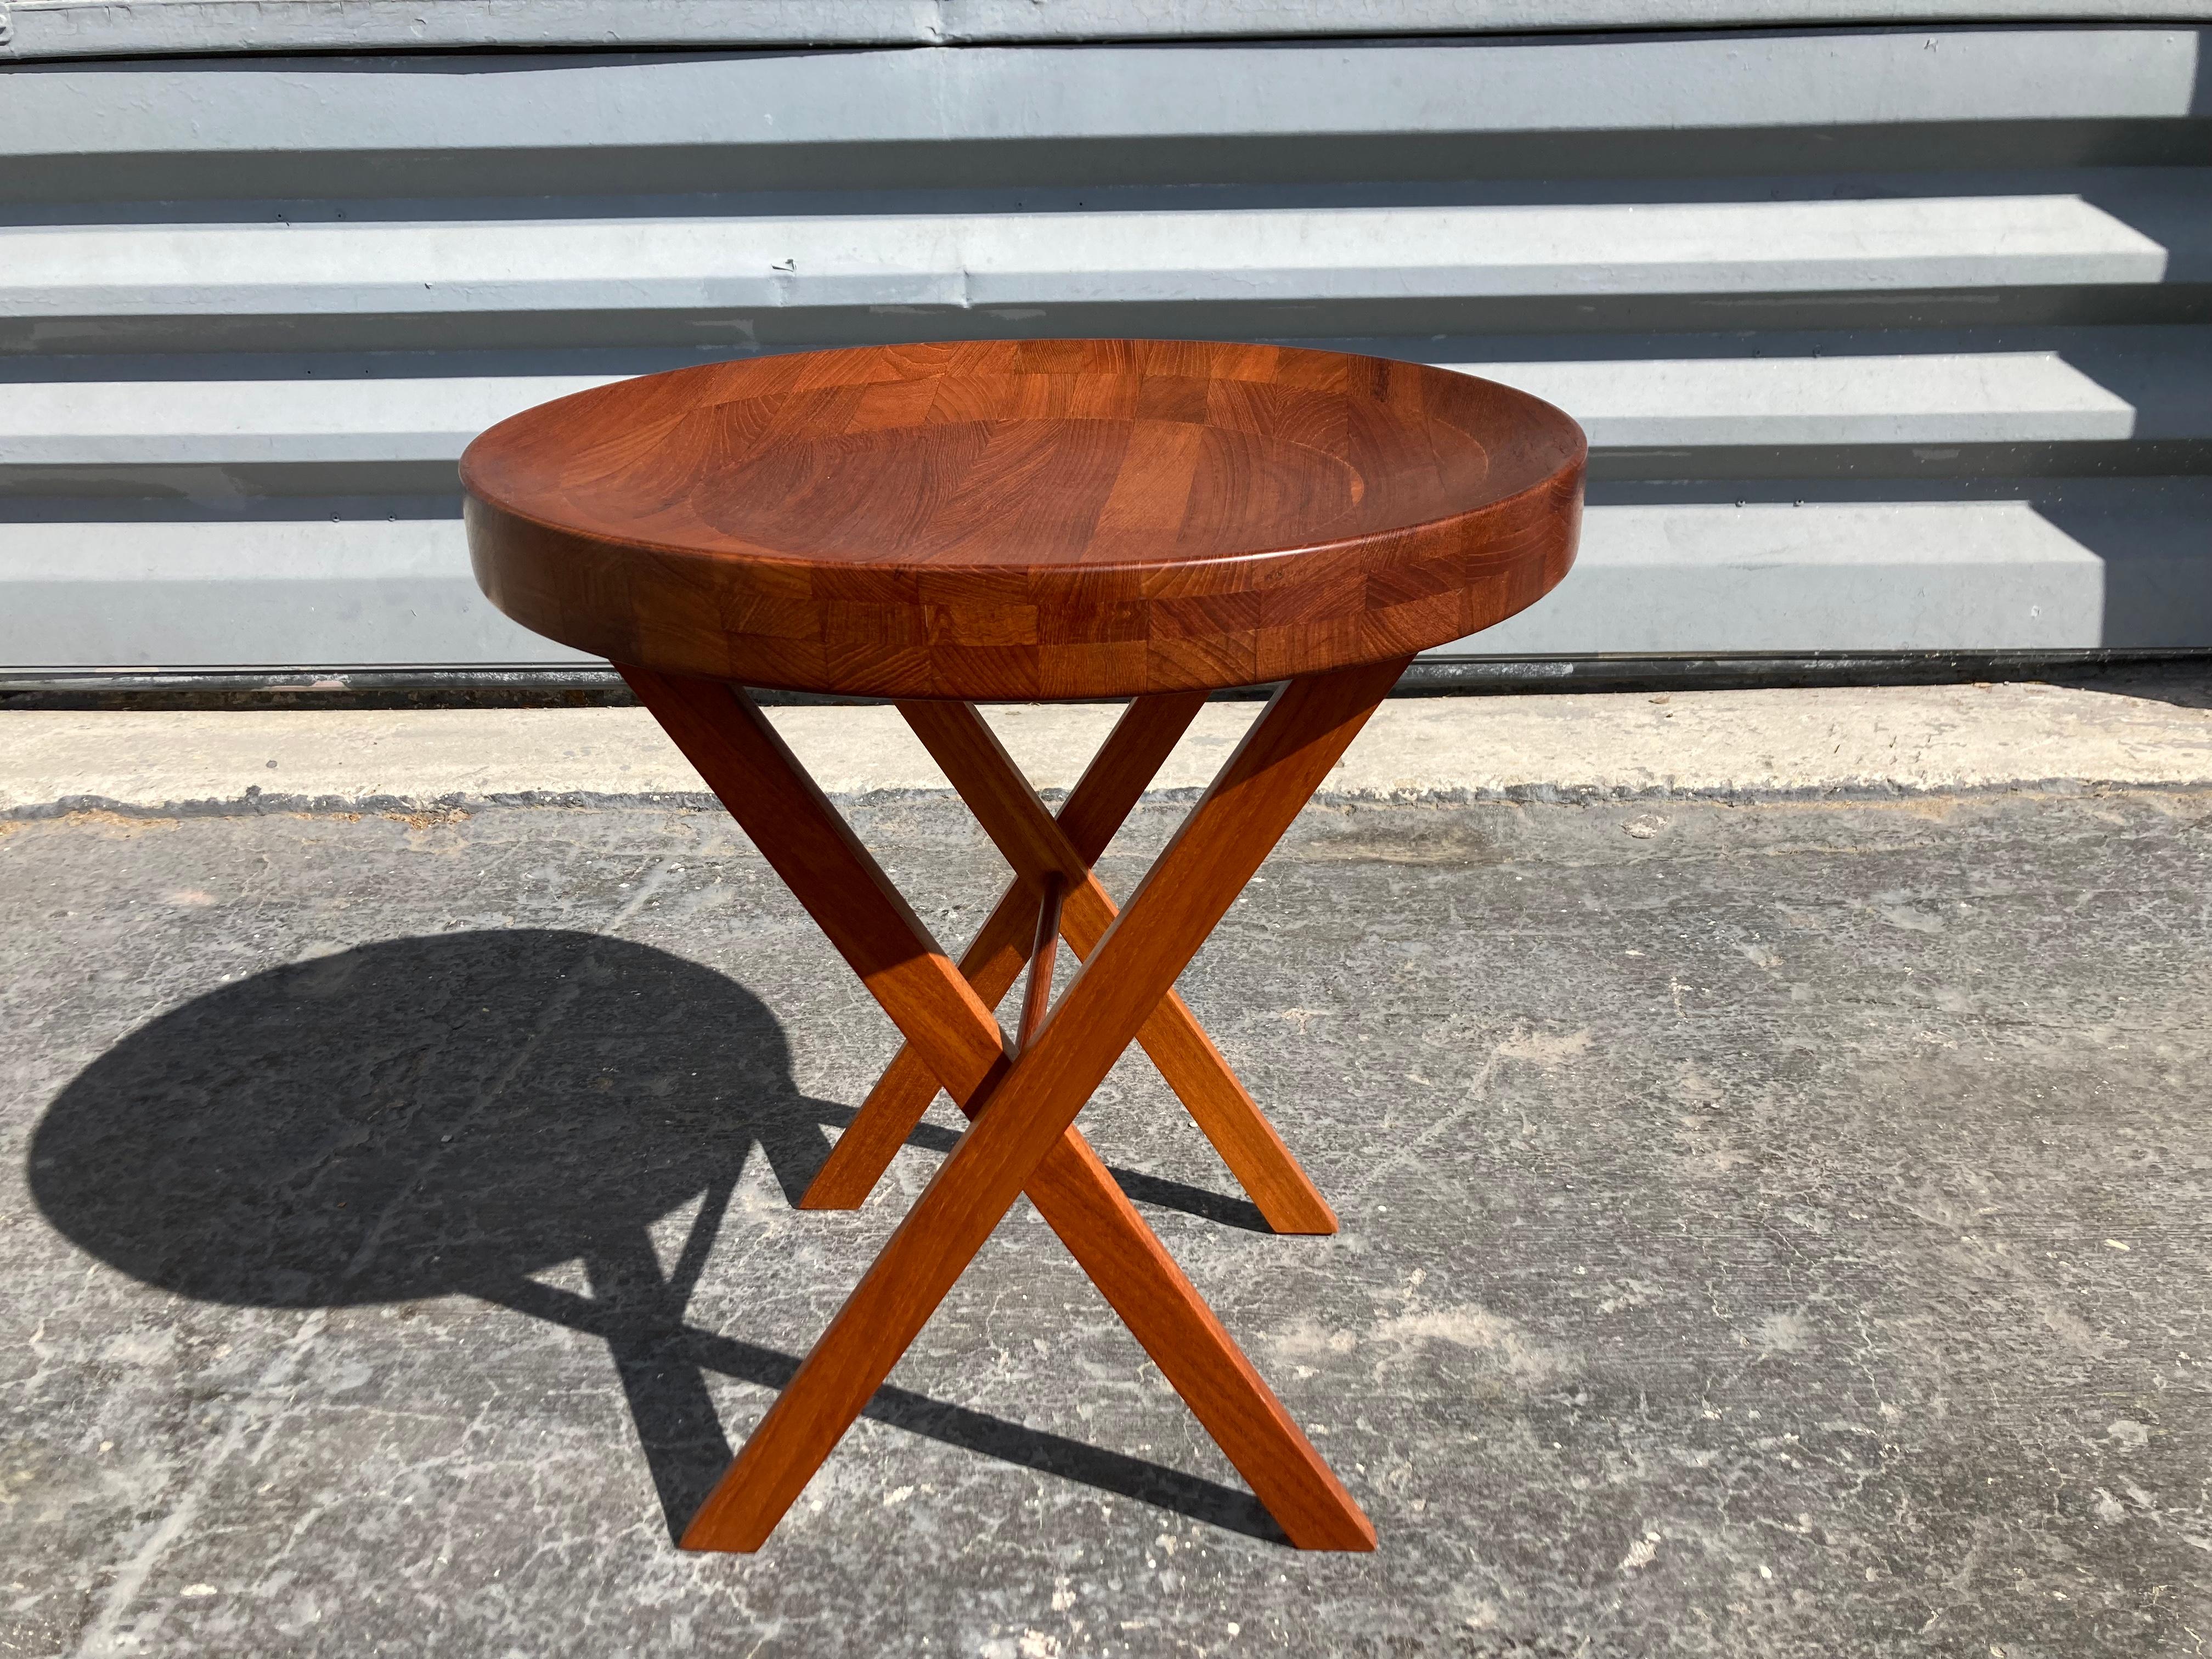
[7,676,2212,815]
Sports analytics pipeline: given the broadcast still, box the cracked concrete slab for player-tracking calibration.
[3,776,2209,1655]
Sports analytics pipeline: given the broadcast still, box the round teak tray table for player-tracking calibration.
[462,338,1585,1553]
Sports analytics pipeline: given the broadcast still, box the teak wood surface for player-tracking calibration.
[623,664,1400,1552]
[798,690,1338,1235]
[463,338,1585,700]
[460,340,1584,1555]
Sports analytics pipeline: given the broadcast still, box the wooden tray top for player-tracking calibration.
[462,338,1585,699]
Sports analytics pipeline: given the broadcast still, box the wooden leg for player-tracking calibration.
[1016,872,1065,1053]
[900,698,1340,1235]
[623,661,1405,1553]
[808,693,1336,1234]
[799,691,1204,1212]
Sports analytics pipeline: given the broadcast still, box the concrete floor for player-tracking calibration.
[3,785,2210,1655]
[10,670,2212,812]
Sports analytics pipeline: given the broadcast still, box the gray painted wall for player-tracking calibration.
[8,0,2212,59]
[1,22,2206,672]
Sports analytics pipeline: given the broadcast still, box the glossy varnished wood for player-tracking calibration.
[623,663,1390,1552]
[462,339,1583,699]
[461,342,1583,1557]
[896,697,1339,1235]
[1017,873,1064,1054]
[797,692,1211,1213]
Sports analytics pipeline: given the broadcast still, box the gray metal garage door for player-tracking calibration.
[2,8,2207,676]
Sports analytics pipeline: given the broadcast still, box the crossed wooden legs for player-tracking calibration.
[621,659,1408,1553]
[802,690,1338,1234]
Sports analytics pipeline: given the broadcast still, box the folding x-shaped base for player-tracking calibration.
[620,656,1410,1553]
[805,688,1340,1235]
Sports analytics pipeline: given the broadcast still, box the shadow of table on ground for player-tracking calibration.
[29,928,1279,1544]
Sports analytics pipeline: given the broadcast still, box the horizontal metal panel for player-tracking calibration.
[3,190,2187,307]
[5,179,2201,358]
[1478,483,2212,652]
[9,333,2206,479]
[5,31,2204,194]
[8,0,2212,61]
[0,517,584,665]
[1,26,2205,672]
[9,484,2206,667]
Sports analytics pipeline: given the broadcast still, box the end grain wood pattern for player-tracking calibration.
[462,338,1584,699]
